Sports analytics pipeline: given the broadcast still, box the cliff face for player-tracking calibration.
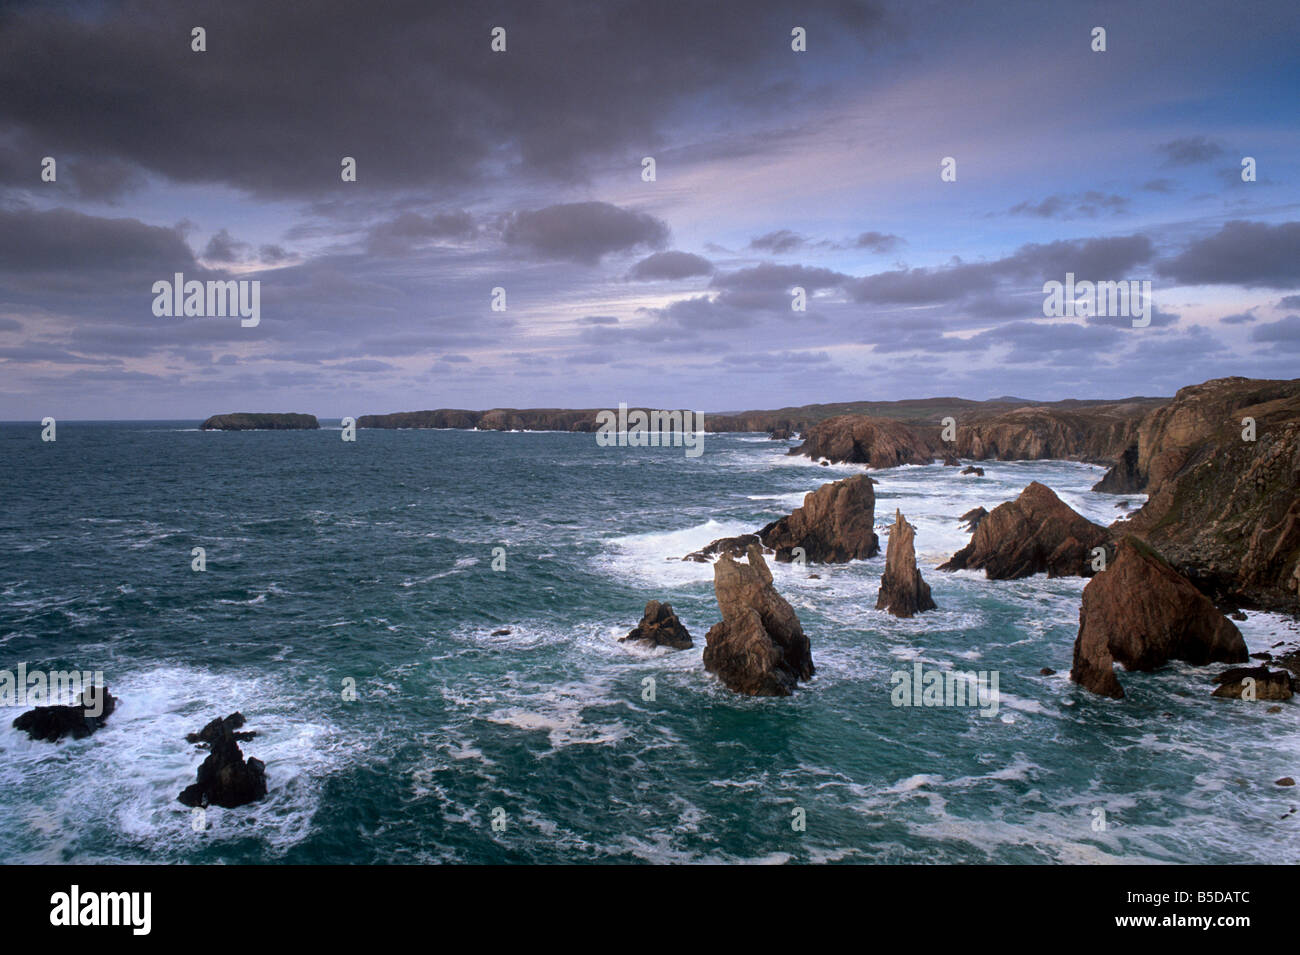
[949,403,1149,465]
[1109,377,1300,612]
[791,415,938,467]
[200,413,319,430]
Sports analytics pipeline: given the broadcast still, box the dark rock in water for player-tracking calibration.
[683,533,766,563]
[1211,665,1294,701]
[960,465,985,476]
[1092,444,1142,494]
[940,482,1110,579]
[702,544,813,696]
[768,428,793,440]
[621,600,693,650]
[758,474,879,564]
[942,453,960,466]
[875,510,936,618]
[1230,610,1247,621]
[186,711,257,744]
[200,412,319,431]
[1070,537,1248,698]
[791,415,937,468]
[178,712,268,809]
[1040,667,1056,676]
[819,460,830,467]
[958,507,988,534]
[1277,777,1295,786]
[808,573,821,579]
[491,628,512,636]
[13,686,116,742]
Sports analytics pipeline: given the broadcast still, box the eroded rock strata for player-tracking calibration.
[938,482,1110,579]
[1070,538,1248,699]
[791,415,937,467]
[757,474,879,563]
[702,544,813,696]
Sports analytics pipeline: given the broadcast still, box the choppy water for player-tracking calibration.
[1,422,1296,863]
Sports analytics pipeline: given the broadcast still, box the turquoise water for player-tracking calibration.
[1,422,1296,863]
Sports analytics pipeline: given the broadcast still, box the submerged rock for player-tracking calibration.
[1070,538,1248,698]
[178,713,268,809]
[939,482,1110,579]
[12,686,116,742]
[621,600,693,650]
[702,544,813,696]
[875,510,937,618]
[758,474,879,563]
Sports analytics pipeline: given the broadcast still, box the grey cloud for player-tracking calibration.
[628,250,714,280]
[1157,136,1225,167]
[749,230,804,254]
[503,202,668,265]
[1157,220,1300,288]
[854,231,903,253]
[1250,315,1300,349]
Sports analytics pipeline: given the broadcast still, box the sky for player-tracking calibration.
[0,0,1297,419]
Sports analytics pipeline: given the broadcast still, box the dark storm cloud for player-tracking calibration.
[627,250,714,281]
[502,202,669,265]
[1279,295,1300,310]
[202,229,249,263]
[0,0,892,199]
[749,230,805,254]
[1156,220,1300,288]
[365,210,477,255]
[1250,315,1300,348]
[0,206,197,274]
[854,231,903,253]
[1157,136,1226,167]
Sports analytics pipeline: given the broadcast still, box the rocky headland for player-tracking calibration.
[201,412,319,431]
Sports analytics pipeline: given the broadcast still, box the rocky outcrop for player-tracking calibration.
[683,534,765,563]
[876,510,936,618]
[1211,665,1295,701]
[1108,377,1300,612]
[702,544,813,696]
[12,686,116,742]
[757,474,879,562]
[1092,445,1142,493]
[960,465,984,476]
[939,482,1110,579]
[621,601,693,650]
[942,453,960,466]
[958,507,988,534]
[200,413,319,430]
[1070,538,1248,698]
[791,415,937,468]
[178,713,268,809]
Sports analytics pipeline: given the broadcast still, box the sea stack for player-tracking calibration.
[876,510,937,618]
[702,543,813,696]
[939,481,1110,579]
[1069,537,1248,698]
[621,600,693,650]
[178,712,268,809]
[758,473,880,563]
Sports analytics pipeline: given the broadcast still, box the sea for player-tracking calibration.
[1,422,1296,864]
